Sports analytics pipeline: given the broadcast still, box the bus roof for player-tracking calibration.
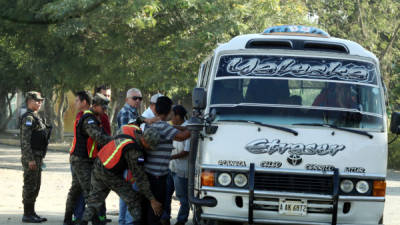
[215,33,378,63]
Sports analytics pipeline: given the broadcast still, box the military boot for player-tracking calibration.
[63,210,73,225]
[92,215,106,225]
[32,204,47,222]
[22,203,42,223]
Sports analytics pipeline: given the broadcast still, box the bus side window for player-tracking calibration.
[211,80,243,104]
[203,56,214,88]
[199,63,206,87]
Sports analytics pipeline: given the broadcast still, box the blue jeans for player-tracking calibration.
[119,199,134,225]
[172,173,189,222]
[73,194,85,220]
[161,171,175,220]
[162,172,189,223]
[74,195,107,221]
[119,180,139,225]
[70,164,85,220]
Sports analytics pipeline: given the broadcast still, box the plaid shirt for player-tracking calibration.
[116,103,139,129]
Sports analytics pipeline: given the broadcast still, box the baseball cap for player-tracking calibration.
[142,127,160,150]
[26,91,44,102]
[92,93,110,109]
[150,93,163,103]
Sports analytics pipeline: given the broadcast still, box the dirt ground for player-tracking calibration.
[0,144,187,225]
[0,144,399,225]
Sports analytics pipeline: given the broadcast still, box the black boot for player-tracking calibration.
[92,216,105,225]
[63,210,73,225]
[22,203,42,223]
[32,203,47,222]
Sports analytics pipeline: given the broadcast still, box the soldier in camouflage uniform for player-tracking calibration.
[20,91,51,223]
[79,125,162,225]
[63,93,113,225]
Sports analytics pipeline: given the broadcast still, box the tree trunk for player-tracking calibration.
[380,22,400,60]
[0,92,16,131]
[0,94,8,131]
[56,91,66,143]
[42,88,57,142]
[357,0,368,40]
[110,86,126,133]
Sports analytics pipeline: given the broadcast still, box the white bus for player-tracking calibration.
[187,25,400,225]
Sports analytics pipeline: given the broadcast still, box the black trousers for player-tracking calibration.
[141,173,167,225]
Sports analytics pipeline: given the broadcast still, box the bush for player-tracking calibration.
[388,133,400,169]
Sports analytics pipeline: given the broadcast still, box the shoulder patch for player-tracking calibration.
[137,157,145,164]
[24,117,34,127]
[87,119,95,124]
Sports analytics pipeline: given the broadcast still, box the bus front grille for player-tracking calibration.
[254,172,333,195]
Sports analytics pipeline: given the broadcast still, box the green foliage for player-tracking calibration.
[0,0,311,138]
[307,0,400,111]
[388,133,400,169]
[0,0,311,96]
[1,0,400,159]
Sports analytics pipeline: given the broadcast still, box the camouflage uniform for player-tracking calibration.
[20,109,50,205]
[82,128,159,225]
[64,111,113,222]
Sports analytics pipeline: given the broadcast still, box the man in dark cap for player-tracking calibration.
[20,91,51,223]
[63,93,113,225]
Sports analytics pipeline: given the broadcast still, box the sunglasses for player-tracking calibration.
[132,96,143,101]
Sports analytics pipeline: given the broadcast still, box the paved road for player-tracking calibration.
[0,144,399,225]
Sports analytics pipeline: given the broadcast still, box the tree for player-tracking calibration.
[0,0,311,139]
[306,0,400,109]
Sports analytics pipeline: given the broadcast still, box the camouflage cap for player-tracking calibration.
[26,91,44,102]
[92,93,110,109]
[142,127,160,150]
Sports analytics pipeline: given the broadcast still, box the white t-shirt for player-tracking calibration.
[169,121,190,178]
[141,107,155,130]
[142,107,155,118]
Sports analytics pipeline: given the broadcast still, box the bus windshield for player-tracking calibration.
[210,55,384,130]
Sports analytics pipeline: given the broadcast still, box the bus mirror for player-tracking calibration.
[390,112,400,134]
[208,108,217,122]
[193,88,207,110]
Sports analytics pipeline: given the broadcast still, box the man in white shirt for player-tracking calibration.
[141,93,163,130]
[142,93,163,118]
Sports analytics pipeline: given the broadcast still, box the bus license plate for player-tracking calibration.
[279,199,307,216]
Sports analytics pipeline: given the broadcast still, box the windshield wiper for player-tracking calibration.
[219,119,298,136]
[292,123,373,139]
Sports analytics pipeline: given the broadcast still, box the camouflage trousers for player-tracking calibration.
[65,155,94,215]
[21,156,43,205]
[83,159,142,223]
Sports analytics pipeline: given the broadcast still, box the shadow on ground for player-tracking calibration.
[0,144,70,172]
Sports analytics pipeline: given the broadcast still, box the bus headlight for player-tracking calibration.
[217,173,232,186]
[234,173,248,187]
[356,180,370,194]
[340,179,354,193]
